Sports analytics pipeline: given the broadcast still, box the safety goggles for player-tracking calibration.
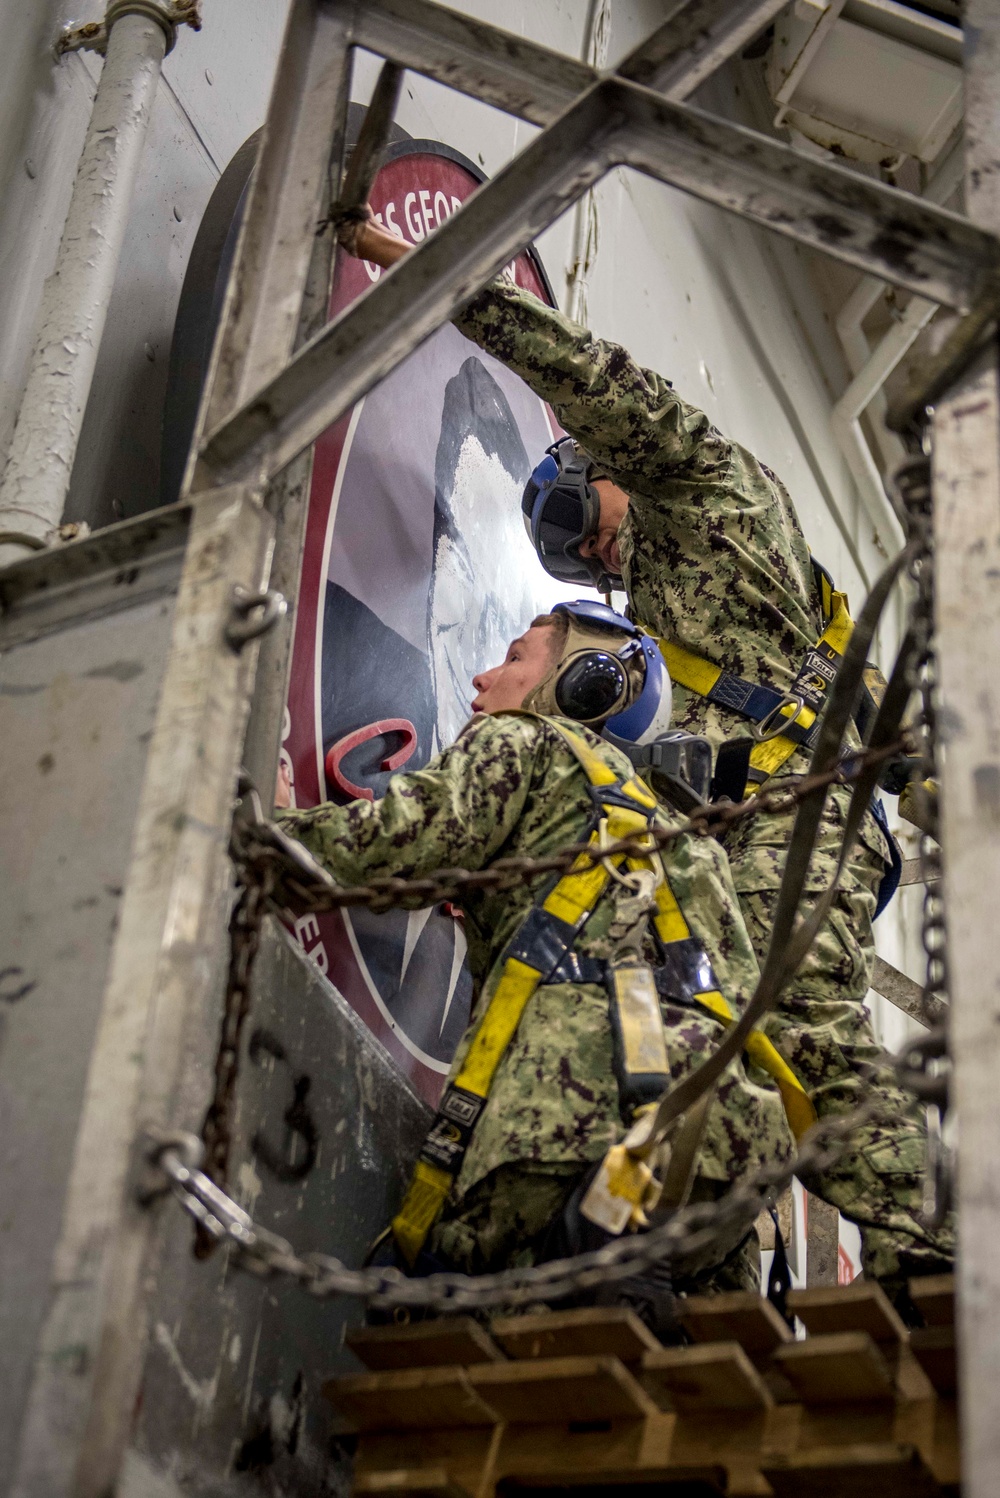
[521,441,621,592]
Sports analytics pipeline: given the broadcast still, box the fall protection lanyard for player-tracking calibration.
[391,721,814,1266]
[391,724,655,1265]
[631,858,816,1143]
[647,576,855,792]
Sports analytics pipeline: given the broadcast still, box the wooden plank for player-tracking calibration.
[678,1292,794,1358]
[786,1283,909,1346]
[497,1467,727,1495]
[491,1308,661,1364]
[354,1471,473,1498]
[762,1441,943,1497]
[909,1275,956,1329]
[348,1319,506,1371]
[641,1343,773,1412]
[468,1356,660,1425]
[772,1332,897,1404]
[323,1367,499,1431]
[911,1325,958,1396]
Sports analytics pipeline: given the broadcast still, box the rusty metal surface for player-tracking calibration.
[126,920,429,1497]
[0,512,188,1489]
[7,490,275,1498]
[870,955,944,1030]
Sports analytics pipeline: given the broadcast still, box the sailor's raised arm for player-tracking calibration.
[275,713,538,893]
[341,214,731,499]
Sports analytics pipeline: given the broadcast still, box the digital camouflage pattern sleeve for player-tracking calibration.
[278,713,794,1199]
[455,280,822,751]
[454,281,892,884]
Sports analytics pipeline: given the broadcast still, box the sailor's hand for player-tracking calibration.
[337,205,411,269]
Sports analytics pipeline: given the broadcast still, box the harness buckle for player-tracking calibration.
[750,693,806,743]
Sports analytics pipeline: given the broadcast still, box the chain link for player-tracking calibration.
[174,523,944,1302]
[232,741,907,921]
[148,1099,883,1312]
[892,451,951,1226]
[194,813,276,1255]
[176,735,907,1301]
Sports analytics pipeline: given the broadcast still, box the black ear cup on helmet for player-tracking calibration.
[555,651,629,723]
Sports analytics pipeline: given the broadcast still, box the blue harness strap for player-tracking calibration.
[869,794,903,919]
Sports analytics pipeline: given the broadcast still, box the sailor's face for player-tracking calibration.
[471,625,558,714]
[577,477,629,578]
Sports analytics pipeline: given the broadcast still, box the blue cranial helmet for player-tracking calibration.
[521,438,623,593]
[542,601,711,802]
[547,600,671,743]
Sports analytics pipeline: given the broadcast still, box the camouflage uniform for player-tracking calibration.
[453,282,954,1287]
[279,712,793,1281]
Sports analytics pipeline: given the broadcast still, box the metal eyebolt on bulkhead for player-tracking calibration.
[224,585,288,650]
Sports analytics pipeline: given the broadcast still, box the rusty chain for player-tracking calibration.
[180,513,938,1295]
[231,738,907,920]
[892,451,952,1227]
[148,1096,884,1312]
[190,736,903,1235]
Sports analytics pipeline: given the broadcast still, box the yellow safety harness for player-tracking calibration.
[391,719,815,1266]
[650,569,856,793]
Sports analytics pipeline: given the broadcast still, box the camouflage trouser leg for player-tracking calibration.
[430,1163,585,1275]
[431,1165,763,1292]
[739,882,955,1291]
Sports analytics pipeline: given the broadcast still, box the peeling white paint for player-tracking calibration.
[236,1156,264,1213]
[153,1322,219,1415]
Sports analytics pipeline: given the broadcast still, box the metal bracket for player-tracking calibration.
[224,585,287,650]
[58,0,201,58]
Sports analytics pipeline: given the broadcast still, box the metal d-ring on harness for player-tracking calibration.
[390,716,816,1267]
[647,563,859,789]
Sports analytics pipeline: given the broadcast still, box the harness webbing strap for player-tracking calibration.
[648,590,855,791]
[391,717,814,1266]
[392,721,645,1265]
[694,991,817,1142]
[639,858,816,1143]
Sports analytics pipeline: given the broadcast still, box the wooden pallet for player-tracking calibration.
[325,1279,959,1498]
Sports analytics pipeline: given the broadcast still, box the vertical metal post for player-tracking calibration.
[0,9,171,569]
[932,5,1000,1492]
[184,0,353,491]
[805,1194,839,1287]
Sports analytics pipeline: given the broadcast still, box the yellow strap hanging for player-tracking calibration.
[394,721,638,1262]
[693,990,817,1142]
[558,722,816,1142]
[393,715,815,1263]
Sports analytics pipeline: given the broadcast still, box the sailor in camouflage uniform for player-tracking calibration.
[342,218,954,1295]
[276,608,795,1289]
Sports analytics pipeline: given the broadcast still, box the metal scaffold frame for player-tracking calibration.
[9,1,999,1493]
